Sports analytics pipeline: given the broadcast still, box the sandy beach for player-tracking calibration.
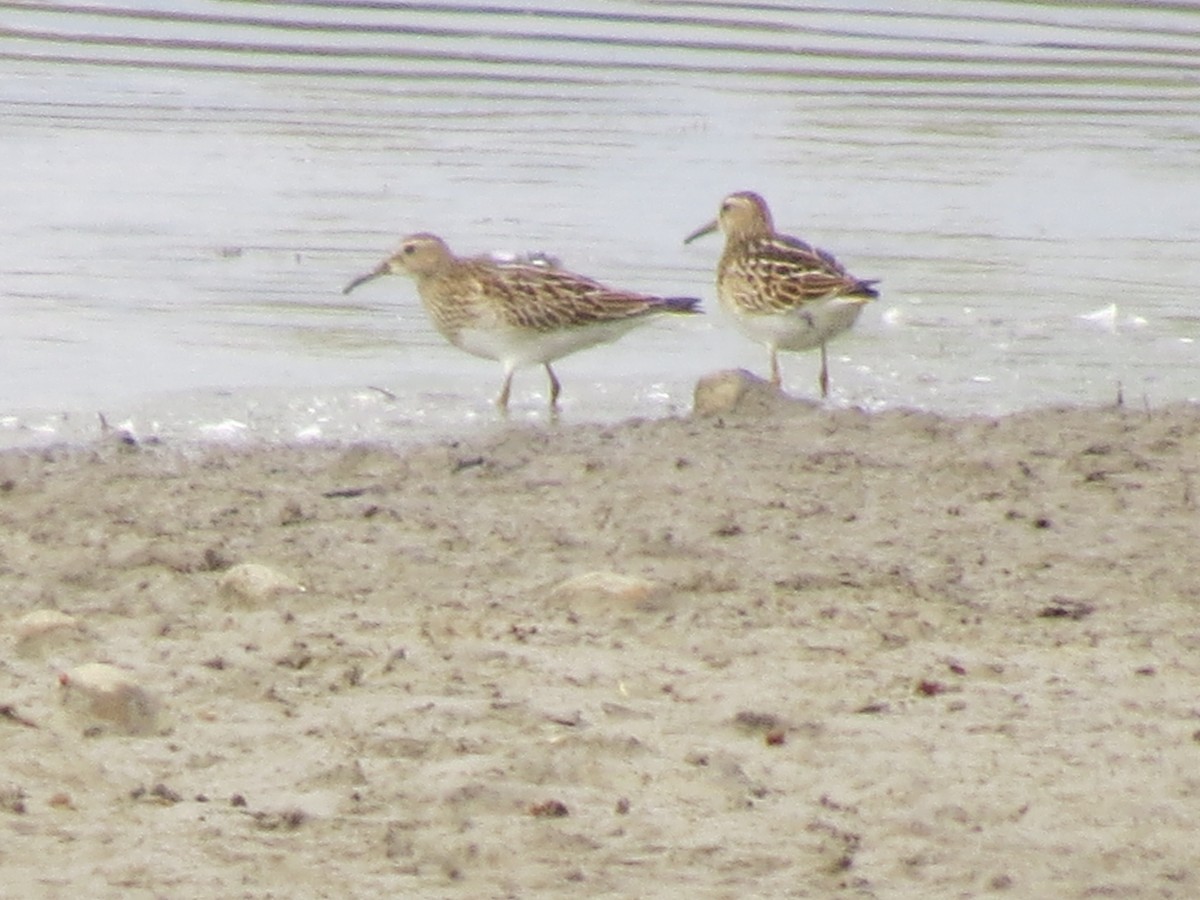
[2,377,1199,898]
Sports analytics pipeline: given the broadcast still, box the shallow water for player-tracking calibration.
[2,1,1198,447]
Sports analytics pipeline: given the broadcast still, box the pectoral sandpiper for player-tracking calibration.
[343,233,701,412]
[684,191,877,398]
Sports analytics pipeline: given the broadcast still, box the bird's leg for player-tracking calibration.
[545,364,562,411]
[768,347,782,388]
[819,343,830,399]
[496,368,514,414]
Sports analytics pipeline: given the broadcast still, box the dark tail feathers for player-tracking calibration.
[658,296,703,314]
[853,279,881,300]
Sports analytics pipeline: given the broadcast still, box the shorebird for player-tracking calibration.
[684,191,878,398]
[343,233,701,412]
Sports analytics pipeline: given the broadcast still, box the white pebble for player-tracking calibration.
[13,609,88,658]
[692,369,786,417]
[59,663,161,735]
[548,571,667,614]
[219,563,306,603]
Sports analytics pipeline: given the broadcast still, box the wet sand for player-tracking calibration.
[2,381,1199,897]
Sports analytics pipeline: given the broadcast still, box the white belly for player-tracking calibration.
[725,294,865,352]
[454,318,646,368]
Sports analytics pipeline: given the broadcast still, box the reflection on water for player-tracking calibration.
[1,1,1197,446]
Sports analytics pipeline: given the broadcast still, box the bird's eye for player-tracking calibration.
[403,244,417,255]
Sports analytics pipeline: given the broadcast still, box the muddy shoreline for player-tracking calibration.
[2,389,1198,897]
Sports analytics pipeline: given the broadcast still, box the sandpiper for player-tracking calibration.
[343,233,701,412]
[684,191,877,398]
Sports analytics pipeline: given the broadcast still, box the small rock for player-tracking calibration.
[917,679,950,697]
[13,609,89,659]
[131,783,182,804]
[219,563,305,604]
[59,663,161,735]
[48,792,74,809]
[733,710,785,734]
[1037,599,1095,621]
[0,784,27,814]
[528,799,569,818]
[693,369,791,417]
[16,609,78,636]
[547,571,667,614]
[252,807,308,830]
